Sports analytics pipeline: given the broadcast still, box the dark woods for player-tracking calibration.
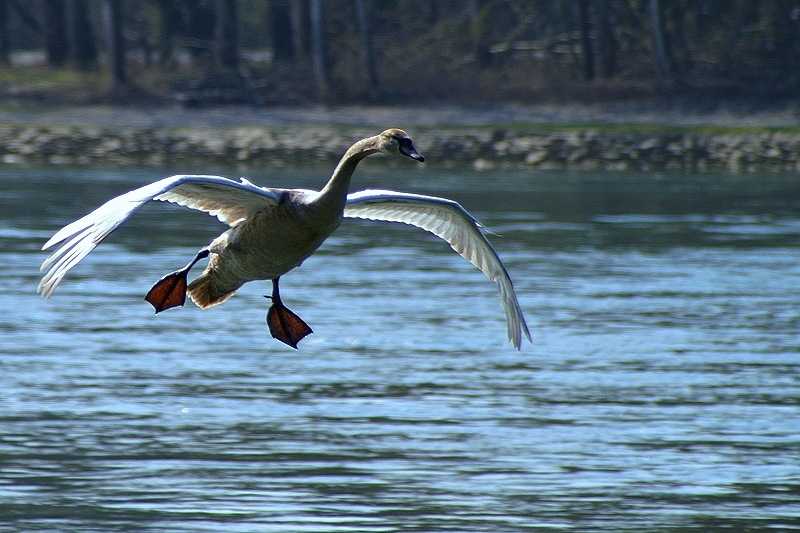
[1,0,799,105]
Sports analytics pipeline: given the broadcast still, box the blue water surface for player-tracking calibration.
[1,167,799,532]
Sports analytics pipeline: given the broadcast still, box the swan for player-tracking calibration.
[38,129,532,349]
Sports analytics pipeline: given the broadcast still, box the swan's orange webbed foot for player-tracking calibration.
[145,249,210,314]
[145,270,188,313]
[266,302,313,349]
[265,277,313,349]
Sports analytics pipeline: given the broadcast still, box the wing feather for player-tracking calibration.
[152,176,278,226]
[345,189,531,349]
[39,174,280,298]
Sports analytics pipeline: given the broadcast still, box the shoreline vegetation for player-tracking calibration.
[1,103,799,173]
[2,0,800,174]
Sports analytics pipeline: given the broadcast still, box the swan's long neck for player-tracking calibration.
[316,135,381,210]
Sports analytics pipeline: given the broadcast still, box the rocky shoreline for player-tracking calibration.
[1,106,798,173]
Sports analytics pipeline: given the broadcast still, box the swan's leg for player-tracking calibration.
[145,249,210,313]
[265,277,313,349]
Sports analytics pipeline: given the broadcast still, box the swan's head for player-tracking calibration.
[378,129,425,162]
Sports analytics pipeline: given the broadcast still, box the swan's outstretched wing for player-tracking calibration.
[344,189,532,349]
[39,174,281,298]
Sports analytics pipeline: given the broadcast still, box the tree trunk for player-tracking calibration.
[103,0,126,85]
[269,1,294,60]
[470,0,491,67]
[309,0,329,101]
[648,0,670,77]
[66,0,97,69]
[0,0,9,64]
[43,0,68,66]
[766,0,800,86]
[594,0,615,78]
[158,0,181,66]
[214,0,239,71]
[577,0,594,80]
[354,0,378,99]
[289,0,305,59]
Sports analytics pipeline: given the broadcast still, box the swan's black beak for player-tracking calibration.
[400,141,425,162]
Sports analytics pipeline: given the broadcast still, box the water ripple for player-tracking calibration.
[2,169,800,531]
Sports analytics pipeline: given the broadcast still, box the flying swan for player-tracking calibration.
[39,129,531,349]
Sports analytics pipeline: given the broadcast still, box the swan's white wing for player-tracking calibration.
[39,174,281,298]
[344,189,532,349]
[151,176,280,226]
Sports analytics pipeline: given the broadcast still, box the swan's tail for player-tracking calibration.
[187,269,240,309]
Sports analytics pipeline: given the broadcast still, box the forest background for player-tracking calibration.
[1,0,800,109]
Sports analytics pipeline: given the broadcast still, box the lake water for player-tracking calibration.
[1,167,799,532]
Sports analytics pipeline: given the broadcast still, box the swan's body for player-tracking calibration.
[39,129,531,349]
